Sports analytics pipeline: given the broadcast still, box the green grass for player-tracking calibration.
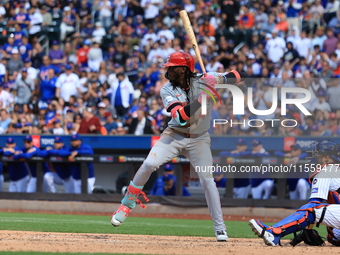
[0,211,328,239]
[0,212,255,238]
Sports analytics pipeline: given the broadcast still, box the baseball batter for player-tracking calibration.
[249,139,340,246]
[111,52,245,241]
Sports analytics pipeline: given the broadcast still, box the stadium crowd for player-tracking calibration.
[0,0,338,136]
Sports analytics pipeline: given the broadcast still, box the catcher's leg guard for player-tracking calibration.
[270,203,328,236]
[327,227,340,246]
[249,202,327,246]
[111,181,149,227]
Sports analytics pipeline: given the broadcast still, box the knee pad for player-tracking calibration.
[328,191,340,204]
[327,227,340,246]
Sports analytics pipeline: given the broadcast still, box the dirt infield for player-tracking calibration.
[0,230,337,255]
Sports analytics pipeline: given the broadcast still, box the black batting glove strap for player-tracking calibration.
[223,71,247,84]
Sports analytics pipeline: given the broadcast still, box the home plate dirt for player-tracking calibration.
[0,231,337,255]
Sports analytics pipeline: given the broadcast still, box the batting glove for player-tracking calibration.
[201,74,218,87]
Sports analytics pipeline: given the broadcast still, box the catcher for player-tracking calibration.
[249,139,340,246]
[110,51,245,241]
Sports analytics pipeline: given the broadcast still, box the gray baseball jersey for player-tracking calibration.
[160,72,223,134]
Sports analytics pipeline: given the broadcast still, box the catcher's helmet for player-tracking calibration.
[163,52,195,72]
[306,139,340,162]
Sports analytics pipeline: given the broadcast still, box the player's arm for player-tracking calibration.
[49,148,72,157]
[15,147,38,159]
[161,89,200,126]
[168,100,201,126]
[76,145,94,155]
[38,150,49,157]
[203,70,246,86]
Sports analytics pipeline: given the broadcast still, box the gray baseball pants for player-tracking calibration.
[132,128,226,232]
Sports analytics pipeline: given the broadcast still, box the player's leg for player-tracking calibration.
[315,204,340,229]
[87,177,96,194]
[9,181,17,192]
[27,177,37,193]
[0,174,3,192]
[18,176,29,193]
[111,130,182,227]
[233,185,251,199]
[316,204,340,245]
[73,179,81,194]
[43,172,60,193]
[63,177,75,193]
[289,189,299,200]
[296,178,310,200]
[327,227,340,246]
[249,202,328,246]
[251,183,263,199]
[183,133,228,241]
[262,179,274,199]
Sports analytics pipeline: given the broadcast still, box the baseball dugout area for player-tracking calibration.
[0,134,331,209]
[0,153,309,208]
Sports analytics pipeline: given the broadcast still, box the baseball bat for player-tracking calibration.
[179,10,207,76]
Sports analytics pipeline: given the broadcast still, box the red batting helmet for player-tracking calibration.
[163,52,195,72]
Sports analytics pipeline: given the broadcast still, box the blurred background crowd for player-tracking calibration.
[0,0,339,136]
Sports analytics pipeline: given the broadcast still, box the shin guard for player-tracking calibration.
[268,203,327,237]
[121,181,149,209]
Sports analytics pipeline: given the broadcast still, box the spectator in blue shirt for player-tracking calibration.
[11,5,30,32]
[18,35,32,61]
[103,112,118,134]
[44,136,74,193]
[68,134,96,194]
[13,23,26,46]
[0,137,29,192]
[39,55,61,81]
[40,68,57,102]
[1,34,15,59]
[81,19,95,38]
[149,164,191,196]
[0,109,11,131]
[284,0,302,30]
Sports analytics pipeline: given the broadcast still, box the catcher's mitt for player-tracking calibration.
[290,229,325,247]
